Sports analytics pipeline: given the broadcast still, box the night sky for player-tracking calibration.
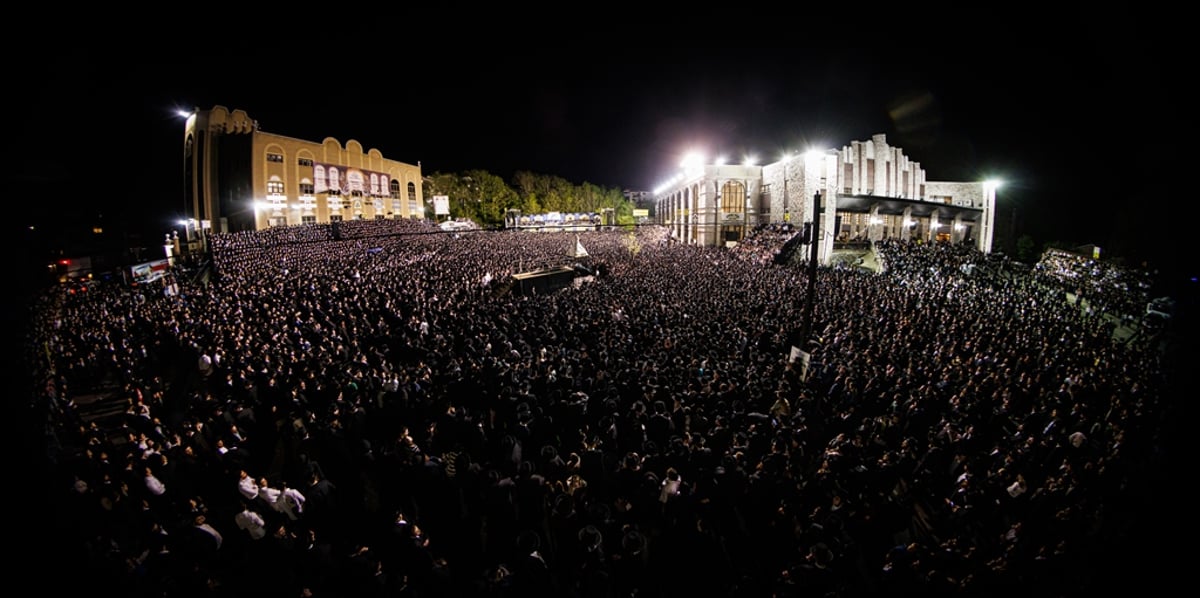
[13,36,1189,281]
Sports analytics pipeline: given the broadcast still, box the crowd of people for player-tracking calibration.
[1031,248,1156,322]
[20,219,1181,597]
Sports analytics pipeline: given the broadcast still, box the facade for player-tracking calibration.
[653,134,997,262]
[182,106,424,239]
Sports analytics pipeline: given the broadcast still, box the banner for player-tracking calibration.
[433,195,450,216]
[789,346,811,381]
[313,162,390,196]
[131,259,170,283]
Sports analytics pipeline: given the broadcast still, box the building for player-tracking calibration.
[653,134,997,262]
[181,106,424,243]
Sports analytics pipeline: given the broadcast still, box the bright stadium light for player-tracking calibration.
[681,151,705,178]
[680,151,704,170]
[743,155,758,166]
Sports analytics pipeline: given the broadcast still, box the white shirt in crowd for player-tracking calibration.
[235,508,267,540]
[258,479,282,508]
[237,472,259,500]
[144,469,166,496]
[277,486,307,521]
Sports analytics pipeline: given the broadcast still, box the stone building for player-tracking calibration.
[653,134,997,262]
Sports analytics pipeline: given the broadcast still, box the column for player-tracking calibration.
[869,205,883,243]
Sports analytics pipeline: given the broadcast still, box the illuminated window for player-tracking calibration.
[720,181,746,213]
[267,153,284,163]
[267,181,285,195]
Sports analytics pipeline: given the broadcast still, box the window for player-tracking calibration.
[407,182,417,202]
[760,183,771,196]
[390,180,400,199]
[267,181,285,195]
[298,158,313,167]
[329,214,343,222]
[720,181,746,213]
[301,215,317,225]
[267,153,284,163]
[299,183,315,195]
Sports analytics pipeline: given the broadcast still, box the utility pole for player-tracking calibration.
[801,190,821,346]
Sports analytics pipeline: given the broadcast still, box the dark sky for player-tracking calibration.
[14,36,1189,279]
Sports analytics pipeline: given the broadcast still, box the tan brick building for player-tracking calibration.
[181,106,423,239]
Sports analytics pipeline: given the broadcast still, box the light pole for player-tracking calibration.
[801,189,821,346]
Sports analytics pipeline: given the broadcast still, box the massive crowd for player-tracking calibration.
[20,220,1181,597]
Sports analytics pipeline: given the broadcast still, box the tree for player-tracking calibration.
[432,169,637,228]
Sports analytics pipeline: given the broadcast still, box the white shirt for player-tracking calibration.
[235,509,266,540]
[145,473,166,496]
[238,476,259,500]
[276,487,306,520]
[259,484,282,509]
